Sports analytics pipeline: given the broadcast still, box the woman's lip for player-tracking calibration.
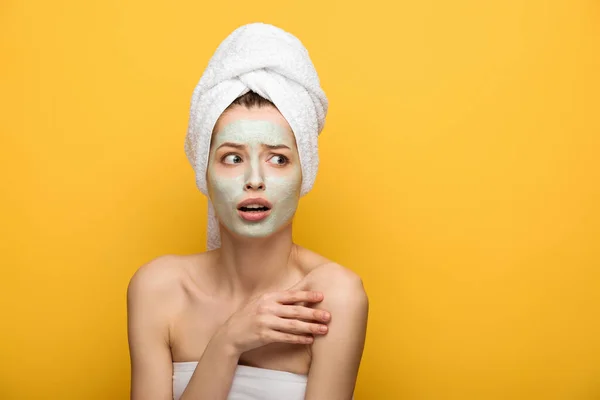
[237,198,273,209]
[238,209,272,222]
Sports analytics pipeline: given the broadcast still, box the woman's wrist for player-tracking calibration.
[209,325,241,359]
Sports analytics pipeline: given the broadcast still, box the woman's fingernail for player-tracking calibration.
[319,325,328,332]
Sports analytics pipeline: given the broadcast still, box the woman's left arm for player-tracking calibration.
[304,264,369,400]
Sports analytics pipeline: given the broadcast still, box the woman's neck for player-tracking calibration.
[212,223,301,301]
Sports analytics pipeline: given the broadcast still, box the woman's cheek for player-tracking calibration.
[212,173,244,204]
[267,173,302,221]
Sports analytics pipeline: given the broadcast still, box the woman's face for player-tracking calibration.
[207,105,302,240]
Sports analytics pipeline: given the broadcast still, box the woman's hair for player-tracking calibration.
[225,91,275,111]
[212,91,276,136]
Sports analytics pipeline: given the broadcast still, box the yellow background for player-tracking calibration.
[1,0,599,399]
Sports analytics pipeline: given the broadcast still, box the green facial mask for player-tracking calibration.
[207,119,302,239]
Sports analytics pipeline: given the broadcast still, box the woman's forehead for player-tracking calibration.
[212,119,297,148]
[214,105,293,134]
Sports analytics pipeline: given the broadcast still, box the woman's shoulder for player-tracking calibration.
[128,253,193,283]
[127,253,209,304]
[294,248,368,341]
[296,246,366,298]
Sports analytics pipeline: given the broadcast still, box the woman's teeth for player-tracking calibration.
[240,206,269,212]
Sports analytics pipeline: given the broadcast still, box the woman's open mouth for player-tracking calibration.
[238,199,271,221]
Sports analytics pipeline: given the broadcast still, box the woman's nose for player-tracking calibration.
[244,160,265,191]
[245,180,265,191]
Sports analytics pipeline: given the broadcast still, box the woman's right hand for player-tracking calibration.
[217,289,331,355]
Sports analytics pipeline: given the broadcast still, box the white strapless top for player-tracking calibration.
[172,361,308,400]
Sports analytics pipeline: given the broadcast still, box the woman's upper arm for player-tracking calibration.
[304,264,369,400]
[127,258,176,400]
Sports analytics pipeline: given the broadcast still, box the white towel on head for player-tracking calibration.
[184,22,329,250]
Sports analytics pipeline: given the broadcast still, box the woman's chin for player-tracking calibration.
[222,221,293,242]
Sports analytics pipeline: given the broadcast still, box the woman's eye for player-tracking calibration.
[223,154,242,164]
[268,155,289,166]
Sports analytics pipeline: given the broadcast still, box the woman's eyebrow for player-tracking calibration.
[216,142,291,150]
[263,144,291,150]
[217,142,245,150]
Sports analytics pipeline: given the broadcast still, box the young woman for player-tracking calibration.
[127,23,368,400]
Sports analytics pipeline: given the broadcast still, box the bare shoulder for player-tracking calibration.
[299,252,369,394]
[127,254,185,298]
[127,253,208,317]
[308,262,369,359]
[296,246,368,304]
[127,254,204,398]
[310,263,367,303]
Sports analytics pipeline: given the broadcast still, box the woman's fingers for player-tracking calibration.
[250,290,331,347]
[273,290,324,305]
[266,314,329,335]
[274,304,331,323]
